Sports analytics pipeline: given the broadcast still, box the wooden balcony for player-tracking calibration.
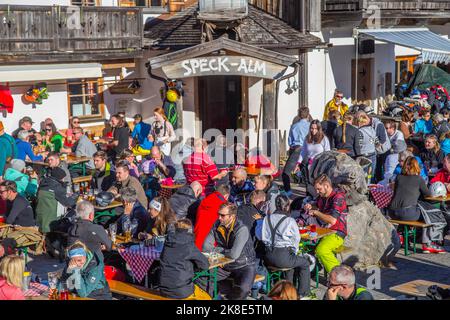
[0,5,144,63]
[198,0,248,21]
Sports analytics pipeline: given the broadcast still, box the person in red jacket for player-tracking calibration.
[430,154,450,191]
[194,184,230,250]
[0,255,25,300]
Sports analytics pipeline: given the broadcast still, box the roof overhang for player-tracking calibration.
[356,27,450,64]
[148,38,299,79]
[0,63,103,82]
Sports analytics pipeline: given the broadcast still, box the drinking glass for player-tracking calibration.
[48,272,58,290]
[109,223,117,244]
[154,235,166,252]
[123,220,131,243]
[130,219,139,239]
[22,271,31,291]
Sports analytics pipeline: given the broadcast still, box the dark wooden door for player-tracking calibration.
[198,76,242,136]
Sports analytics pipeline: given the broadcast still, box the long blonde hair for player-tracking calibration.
[0,255,25,289]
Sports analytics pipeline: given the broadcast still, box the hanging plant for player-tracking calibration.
[23,83,49,105]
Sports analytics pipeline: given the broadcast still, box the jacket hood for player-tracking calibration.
[68,219,91,238]
[176,185,196,198]
[40,175,65,190]
[165,229,194,248]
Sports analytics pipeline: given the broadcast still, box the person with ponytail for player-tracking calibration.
[331,112,362,158]
[150,107,176,156]
[257,195,314,298]
[139,196,176,240]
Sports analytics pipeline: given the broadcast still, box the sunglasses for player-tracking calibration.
[73,121,80,124]
[45,128,52,132]
[336,95,343,99]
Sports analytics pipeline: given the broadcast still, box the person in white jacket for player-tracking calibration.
[382,120,407,184]
[295,120,330,172]
[150,107,177,156]
[256,195,314,298]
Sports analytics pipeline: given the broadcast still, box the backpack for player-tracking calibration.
[372,119,391,155]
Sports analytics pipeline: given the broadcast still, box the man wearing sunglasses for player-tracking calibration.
[323,90,348,125]
[324,265,373,300]
[203,202,256,300]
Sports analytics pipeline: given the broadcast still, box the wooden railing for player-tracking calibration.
[0,5,143,54]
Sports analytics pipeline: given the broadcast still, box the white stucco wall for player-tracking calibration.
[0,0,70,5]
[0,81,69,133]
[308,28,395,118]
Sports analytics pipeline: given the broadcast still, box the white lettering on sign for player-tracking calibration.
[181,57,266,77]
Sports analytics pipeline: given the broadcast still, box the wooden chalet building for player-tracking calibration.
[143,1,326,158]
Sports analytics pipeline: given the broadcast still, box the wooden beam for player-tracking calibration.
[263,78,277,158]
[149,37,298,70]
[102,61,136,70]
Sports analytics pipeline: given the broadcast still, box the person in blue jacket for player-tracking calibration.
[414,109,433,135]
[131,114,153,156]
[15,130,44,162]
[392,150,428,184]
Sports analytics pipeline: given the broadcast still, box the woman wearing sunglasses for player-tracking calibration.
[42,122,64,153]
[63,116,81,148]
[323,90,348,125]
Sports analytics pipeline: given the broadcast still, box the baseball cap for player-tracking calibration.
[19,116,34,125]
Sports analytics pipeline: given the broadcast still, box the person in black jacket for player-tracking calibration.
[169,181,202,222]
[432,113,450,142]
[67,200,112,258]
[420,134,444,174]
[321,109,341,145]
[0,181,35,227]
[158,219,211,299]
[36,167,78,234]
[237,190,266,243]
[91,151,116,192]
[203,203,256,300]
[331,112,362,158]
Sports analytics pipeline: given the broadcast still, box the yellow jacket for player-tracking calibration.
[323,99,349,124]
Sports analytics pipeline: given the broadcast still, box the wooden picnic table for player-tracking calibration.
[390,280,450,298]
[93,200,123,225]
[425,194,450,202]
[194,255,235,299]
[93,200,123,211]
[300,225,336,241]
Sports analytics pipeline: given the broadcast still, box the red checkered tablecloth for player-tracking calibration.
[23,282,49,297]
[369,185,394,209]
[118,246,161,283]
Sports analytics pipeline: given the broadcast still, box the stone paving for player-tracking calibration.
[25,181,450,300]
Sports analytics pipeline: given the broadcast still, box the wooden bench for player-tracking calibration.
[335,245,353,262]
[390,279,450,299]
[107,279,172,300]
[72,175,93,184]
[388,220,432,256]
[265,266,293,293]
[107,279,209,300]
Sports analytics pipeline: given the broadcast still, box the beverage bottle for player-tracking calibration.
[59,282,69,300]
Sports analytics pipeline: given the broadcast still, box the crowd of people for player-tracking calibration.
[0,91,448,301]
